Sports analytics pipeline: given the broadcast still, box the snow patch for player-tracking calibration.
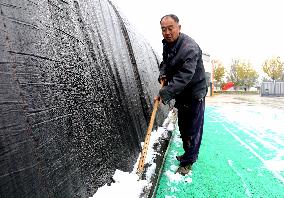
[91,109,177,198]
[91,170,147,198]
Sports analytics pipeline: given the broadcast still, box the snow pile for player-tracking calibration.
[162,108,178,132]
[91,109,177,198]
[164,169,192,183]
[92,170,147,198]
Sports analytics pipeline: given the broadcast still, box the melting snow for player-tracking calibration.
[91,110,176,198]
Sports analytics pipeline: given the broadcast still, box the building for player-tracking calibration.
[202,53,214,96]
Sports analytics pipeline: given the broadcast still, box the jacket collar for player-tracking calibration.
[162,33,184,53]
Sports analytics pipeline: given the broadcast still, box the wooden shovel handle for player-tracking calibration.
[136,80,165,175]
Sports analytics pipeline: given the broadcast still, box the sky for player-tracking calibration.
[111,0,284,71]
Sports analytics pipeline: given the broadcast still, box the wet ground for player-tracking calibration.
[154,94,284,197]
[206,93,284,110]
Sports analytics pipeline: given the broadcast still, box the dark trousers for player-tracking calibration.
[177,98,205,166]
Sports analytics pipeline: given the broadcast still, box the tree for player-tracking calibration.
[262,57,284,80]
[227,59,259,90]
[243,65,259,89]
[227,59,241,88]
[212,59,225,89]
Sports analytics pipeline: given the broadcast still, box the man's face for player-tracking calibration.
[160,16,181,43]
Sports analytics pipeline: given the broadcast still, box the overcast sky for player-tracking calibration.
[111,0,284,70]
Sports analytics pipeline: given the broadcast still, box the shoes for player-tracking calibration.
[175,164,192,176]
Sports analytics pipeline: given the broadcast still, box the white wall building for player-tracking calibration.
[202,53,214,96]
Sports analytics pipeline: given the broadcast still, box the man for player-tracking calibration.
[157,14,207,175]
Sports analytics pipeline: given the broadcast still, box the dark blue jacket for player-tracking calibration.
[159,33,207,105]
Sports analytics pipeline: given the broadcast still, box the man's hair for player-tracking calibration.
[160,14,179,24]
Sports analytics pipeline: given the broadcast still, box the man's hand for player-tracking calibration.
[154,95,167,105]
[159,87,174,105]
[158,75,167,84]
[154,95,161,102]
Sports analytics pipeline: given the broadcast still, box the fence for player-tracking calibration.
[260,81,284,96]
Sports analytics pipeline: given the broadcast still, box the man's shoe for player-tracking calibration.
[175,164,192,176]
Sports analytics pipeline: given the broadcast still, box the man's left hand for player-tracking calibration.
[159,87,174,104]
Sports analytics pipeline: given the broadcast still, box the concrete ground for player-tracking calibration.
[206,93,284,110]
[153,94,284,198]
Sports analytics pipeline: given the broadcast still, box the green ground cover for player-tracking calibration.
[155,106,284,198]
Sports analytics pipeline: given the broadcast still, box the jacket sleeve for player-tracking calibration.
[159,61,167,76]
[158,61,167,83]
[165,46,199,96]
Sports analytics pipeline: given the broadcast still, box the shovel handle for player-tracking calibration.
[136,80,165,175]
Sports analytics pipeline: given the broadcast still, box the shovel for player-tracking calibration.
[136,80,165,176]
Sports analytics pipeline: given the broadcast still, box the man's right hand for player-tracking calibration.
[154,95,161,102]
[158,75,167,84]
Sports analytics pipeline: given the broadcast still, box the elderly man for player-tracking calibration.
[157,14,207,175]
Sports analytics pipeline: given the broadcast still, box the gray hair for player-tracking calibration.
[160,14,179,24]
